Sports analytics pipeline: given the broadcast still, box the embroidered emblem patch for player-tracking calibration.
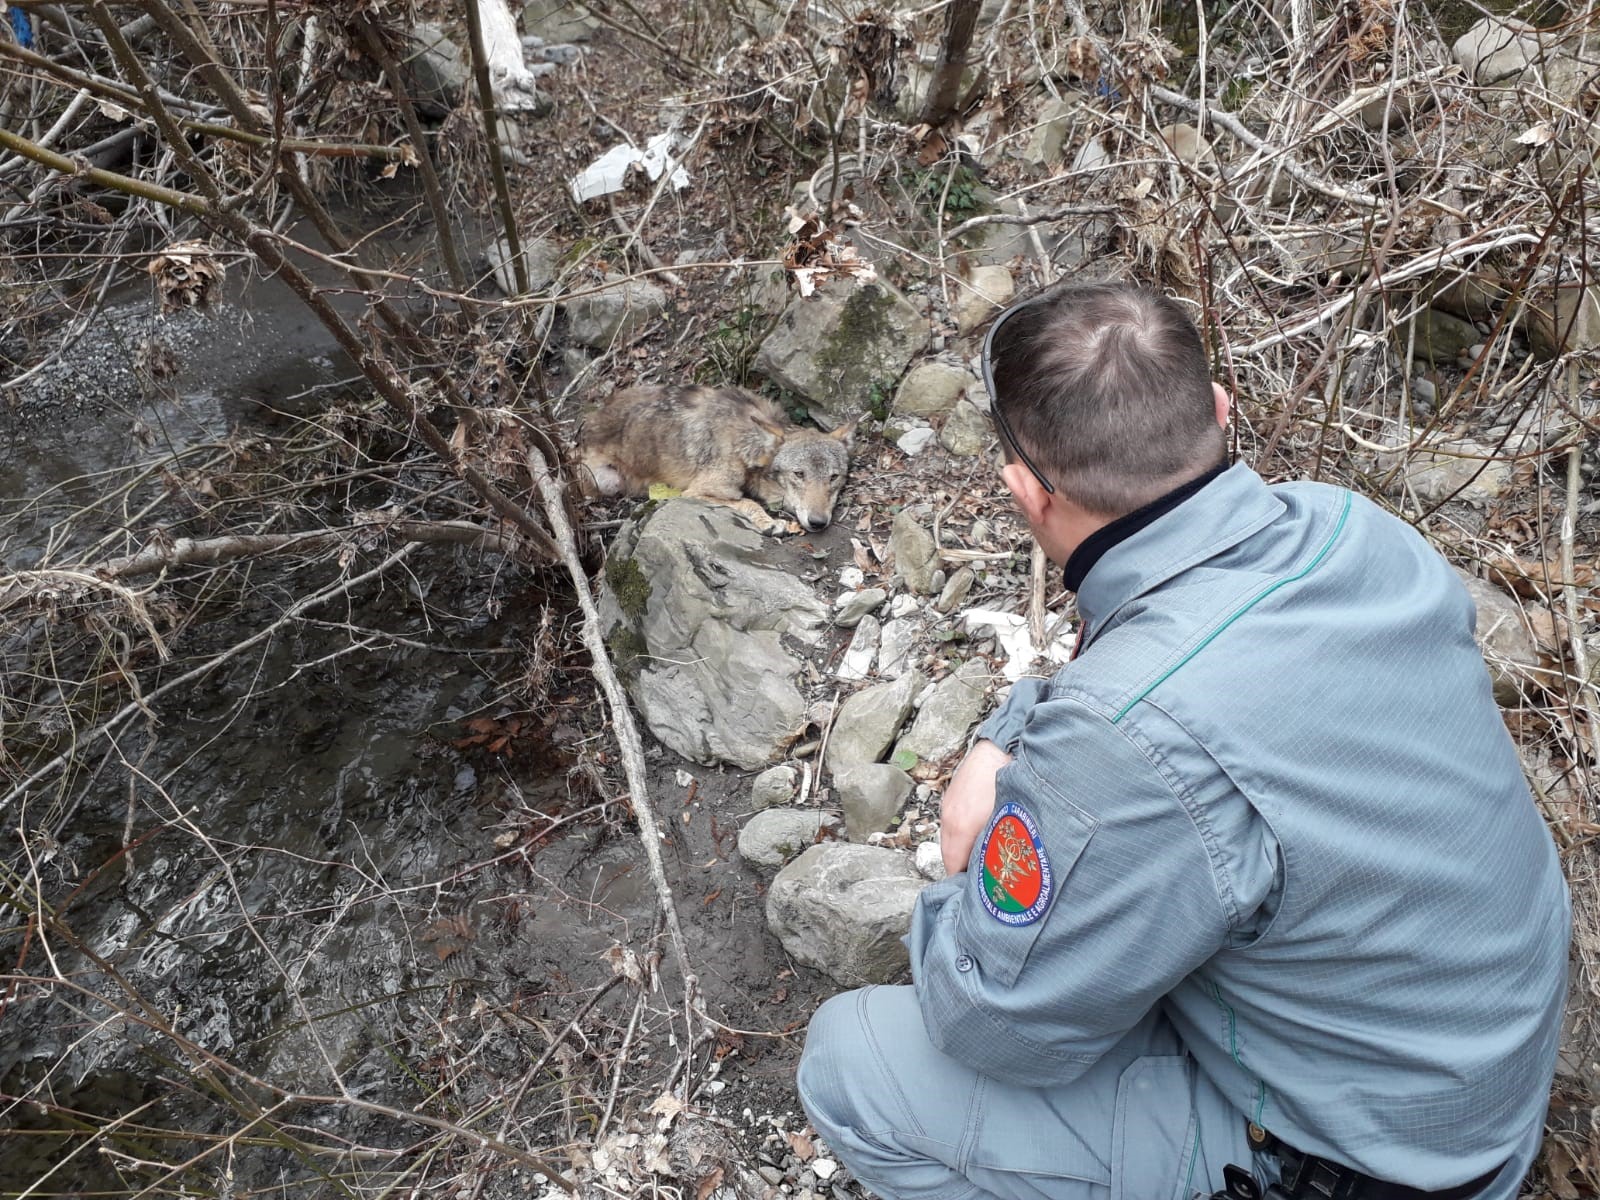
[977,802,1054,926]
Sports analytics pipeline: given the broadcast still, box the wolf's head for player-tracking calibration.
[760,417,858,532]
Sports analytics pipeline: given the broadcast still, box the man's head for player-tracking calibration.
[983,282,1228,531]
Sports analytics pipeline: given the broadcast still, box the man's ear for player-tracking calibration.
[1212,382,1232,429]
[1001,462,1052,527]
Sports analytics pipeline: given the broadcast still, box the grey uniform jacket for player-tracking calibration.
[907,463,1570,1190]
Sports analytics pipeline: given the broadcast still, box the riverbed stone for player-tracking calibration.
[894,658,990,764]
[834,586,888,628]
[952,265,1015,336]
[1022,96,1076,166]
[894,360,976,418]
[1525,283,1600,360]
[597,501,828,769]
[1452,17,1544,85]
[738,808,839,870]
[940,399,991,457]
[751,764,799,810]
[890,509,939,594]
[1397,307,1480,367]
[1455,569,1542,705]
[485,235,561,295]
[835,763,916,841]
[826,670,927,777]
[407,22,471,116]
[877,617,918,678]
[565,276,667,348]
[935,565,976,614]
[1389,439,1513,507]
[836,615,881,681]
[522,0,601,41]
[766,843,925,984]
[754,281,926,422]
[915,840,947,881]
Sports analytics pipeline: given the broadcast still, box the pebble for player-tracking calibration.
[889,594,921,618]
[897,427,937,455]
[759,1165,785,1186]
[814,1158,839,1181]
[839,566,865,589]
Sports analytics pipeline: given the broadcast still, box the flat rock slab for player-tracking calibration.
[738,808,840,870]
[896,658,991,764]
[599,500,828,769]
[826,671,926,778]
[766,843,925,984]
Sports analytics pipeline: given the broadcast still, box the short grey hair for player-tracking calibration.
[988,283,1226,517]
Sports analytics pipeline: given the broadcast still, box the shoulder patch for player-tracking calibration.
[976,801,1055,926]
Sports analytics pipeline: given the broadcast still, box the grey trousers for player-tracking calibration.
[797,985,1254,1200]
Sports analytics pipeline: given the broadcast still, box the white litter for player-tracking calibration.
[570,133,690,202]
[963,608,1077,681]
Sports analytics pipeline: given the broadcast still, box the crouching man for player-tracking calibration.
[797,282,1570,1200]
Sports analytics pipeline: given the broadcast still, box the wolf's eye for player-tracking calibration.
[828,471,841,482]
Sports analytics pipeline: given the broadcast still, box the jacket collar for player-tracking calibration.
[1075,462,1285,638]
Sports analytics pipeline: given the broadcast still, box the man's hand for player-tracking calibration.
[940,739,1015,875]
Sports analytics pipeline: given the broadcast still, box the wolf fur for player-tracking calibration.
[578,385,856,532]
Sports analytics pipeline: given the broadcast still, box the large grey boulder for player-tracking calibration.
[565,276,667,348]
[766,844,925,984]
[835,763,915,841]
[895,658,990,764]
[1455,569,1542,705]
[1388,439,1512,507]
[952,265,1014,336]
[1452,17,1545,84]
[738,808,840,870]
[407,22,470,117]
[598,501,829,769]
[754,281,926,421]
[826,671,926,777]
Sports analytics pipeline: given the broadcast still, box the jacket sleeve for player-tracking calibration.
[971,676,1050,753]
[908,693,1231,1085]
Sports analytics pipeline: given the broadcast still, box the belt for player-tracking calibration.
[1241,1122,1507,1200]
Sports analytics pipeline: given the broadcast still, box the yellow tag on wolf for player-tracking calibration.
[647,483,684,500]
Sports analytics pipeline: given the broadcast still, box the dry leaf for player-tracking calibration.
[648,1092,687,1124]
[147,240,224,313]
[695,1165,725,1200]
[787,1131,816,1161]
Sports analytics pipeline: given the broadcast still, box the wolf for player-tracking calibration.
[577,385,857,533]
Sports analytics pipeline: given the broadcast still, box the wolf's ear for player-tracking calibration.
[830,414,861,443]
[753,413,787,439]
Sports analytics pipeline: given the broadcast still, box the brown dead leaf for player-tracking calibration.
[787,1131,816,1161]
[695,1165,725,1200]
[147,240,225,313]
[1546,1137,1584,1200]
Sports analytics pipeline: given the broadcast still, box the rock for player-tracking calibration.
[895,658,990,763]
[751,764,799,810]
[1276,230,1369,282]
[597,501,828,769]
[915,840,947,881]
[754,282,926,422]
[1425,271,1510,324]
[1071,134,1112,176]
[1397,307,1480,367]
[1389,439,1513,507]
[1411,375,1438,409]
[888,593,921,618]
[826,670,927,777]
[1022,96,1076,167]
[836,615,881,681]
[1452,17,1544,84]
[835,763,915,841]
[406,22,471,116]
[834,587,888,628]
[565,276,667,348]
[890,509,939,594]
[896,426,937,455]
[521,0,601,42]
[878,617,917,678]
[1525,283,1600,360]
[484,235,561,295]
[934,565,976,614]
[1455,569,1541,705]
[940,399,991,457]
[739,808,839,870]
[952,265,1015,336]
[894,360,977,418]
[766,844,925,984]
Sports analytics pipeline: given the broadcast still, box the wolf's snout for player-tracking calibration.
[803,514,830,532]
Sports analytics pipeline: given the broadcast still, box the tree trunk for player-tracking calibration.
[919,0,981,127]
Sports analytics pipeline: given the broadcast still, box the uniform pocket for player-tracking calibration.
[1112,1056,1199,1200]
[956,756,1099,987]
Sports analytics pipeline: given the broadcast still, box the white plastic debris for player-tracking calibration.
[963,608,1077,681]
[570,133,690,202]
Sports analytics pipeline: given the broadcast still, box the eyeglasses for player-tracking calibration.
[980,291,1057,495]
